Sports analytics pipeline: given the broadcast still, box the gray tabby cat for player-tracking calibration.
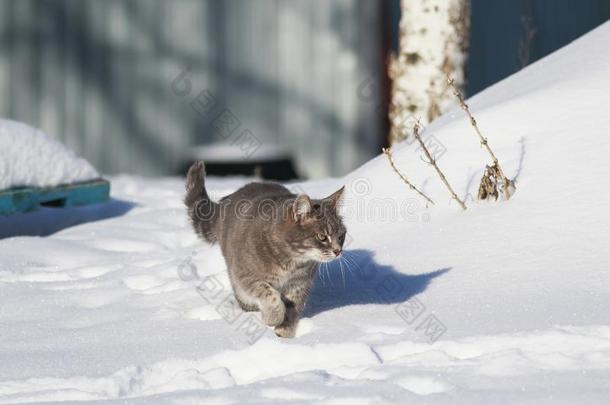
[185,161,346,338]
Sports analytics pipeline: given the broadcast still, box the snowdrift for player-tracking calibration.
[0,119,99,190]
[1,22,610,404]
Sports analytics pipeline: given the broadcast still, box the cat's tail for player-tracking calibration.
[185,161,220,244]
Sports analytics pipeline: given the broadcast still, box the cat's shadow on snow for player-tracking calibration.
[303,249,449,318]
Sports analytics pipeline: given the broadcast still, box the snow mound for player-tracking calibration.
[0,119,99,190]
[344,19,610,216]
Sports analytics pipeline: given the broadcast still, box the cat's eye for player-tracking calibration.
[316,233,327,242]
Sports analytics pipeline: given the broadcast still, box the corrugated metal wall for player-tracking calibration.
[0,0,386,178]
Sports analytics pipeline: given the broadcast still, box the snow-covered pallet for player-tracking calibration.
[0,179,110,216]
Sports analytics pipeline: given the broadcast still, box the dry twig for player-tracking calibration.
[447,77,515,200]
[382,147,435,206]
[413,123,467,210]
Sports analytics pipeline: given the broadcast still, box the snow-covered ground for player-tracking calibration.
[1,22,610,404]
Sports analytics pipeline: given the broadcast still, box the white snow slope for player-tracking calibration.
[1,22,610,404]
[0,119,99,190]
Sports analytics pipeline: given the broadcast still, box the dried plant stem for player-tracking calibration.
[447,77,514,200]
[382,147,435,206]
[413,123,467,210]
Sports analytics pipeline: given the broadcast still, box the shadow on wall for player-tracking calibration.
[304,248,450,318]
[2,0,379,178]
[0,198,135,239]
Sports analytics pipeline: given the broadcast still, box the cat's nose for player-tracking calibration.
[333,248,342,257]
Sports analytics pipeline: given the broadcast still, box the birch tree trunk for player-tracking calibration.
[389,0,470,144]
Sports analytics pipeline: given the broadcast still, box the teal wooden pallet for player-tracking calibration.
[0,179,110,216]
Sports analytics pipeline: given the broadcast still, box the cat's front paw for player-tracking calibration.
[261,301,285,327]
[274,323,297,338]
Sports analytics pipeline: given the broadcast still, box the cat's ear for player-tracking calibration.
[293,194,312,222]
[324,186,345,209]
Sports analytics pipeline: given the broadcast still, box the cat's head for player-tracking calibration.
[284,187,347,262]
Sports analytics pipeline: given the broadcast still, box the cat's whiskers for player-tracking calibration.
[342,254,356,275]
[338,256,347,288]
[325,262,334,288]
[317,263,326,286]
[345,252,368,283]
[343,252,361,274]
